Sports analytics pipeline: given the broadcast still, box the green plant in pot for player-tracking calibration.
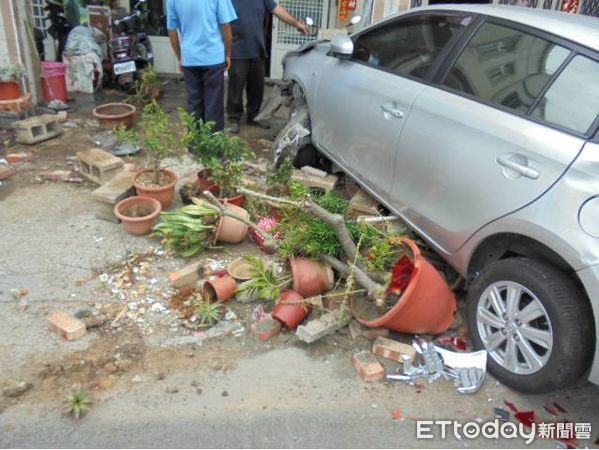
[116,101,184,209]
[0,63,24,100]
[126,65,160,104]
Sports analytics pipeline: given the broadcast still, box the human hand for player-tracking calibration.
[226,56,231,71]
[296,21,310,35]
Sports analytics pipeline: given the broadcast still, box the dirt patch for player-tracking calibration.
[121,205,155,218]
[136,170,172,188]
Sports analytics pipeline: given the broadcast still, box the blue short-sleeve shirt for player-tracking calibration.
[167,0,238,67]
[231,0,277,60]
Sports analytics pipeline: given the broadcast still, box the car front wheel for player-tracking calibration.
[467,257,594,393]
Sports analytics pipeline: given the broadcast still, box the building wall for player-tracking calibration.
[0,0,21,66]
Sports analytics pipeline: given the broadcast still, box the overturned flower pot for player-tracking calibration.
[134,168,178,210]
[213,202,250,244]
[289,257,334,297]
[272,290,312,330]
[351,238,457,334]
[203,275,237,303]
[114,196,161,235]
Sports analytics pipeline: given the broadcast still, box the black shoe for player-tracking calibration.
[229,121,240,134]
[247,119,270,129]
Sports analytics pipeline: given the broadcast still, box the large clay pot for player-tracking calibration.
[272,290,312,330]
[93,103,136,130]
[289,257,335,297]
[0,81,21,100]
[196,168,220,195]
[213,201,250,244]
[134,168,178,210]
[219,193,245,208]
[114,196,161,235]
[351,237,457,334]
[203,275,237,303]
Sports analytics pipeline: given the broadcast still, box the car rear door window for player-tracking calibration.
[442,22,570,114]
[352,15,468,79]
[530,55,599,135]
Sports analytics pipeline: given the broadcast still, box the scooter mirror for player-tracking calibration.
[305,17,314,27]
[350,15,362,25]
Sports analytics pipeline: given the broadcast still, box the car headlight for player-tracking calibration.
[578,195,599,238]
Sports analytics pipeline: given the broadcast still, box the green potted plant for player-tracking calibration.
[116,101,184,209]
[127,65,161,104]
[0,63,24,100]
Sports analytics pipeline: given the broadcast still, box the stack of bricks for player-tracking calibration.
[0,92,33,113]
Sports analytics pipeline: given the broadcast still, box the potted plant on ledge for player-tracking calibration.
[0,63,24,100]
[116,101,183,209]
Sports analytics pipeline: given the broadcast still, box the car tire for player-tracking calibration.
[467,257,594,393]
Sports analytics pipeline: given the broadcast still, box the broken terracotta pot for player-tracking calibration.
[289,257,334,297]
[213,202,250,244]
[114,196,161,235]
[272,290,312,330]
[203,275,237,303]
[227,257,256,281]
[196,168,219,195]
[134,168,178,210]
[351,237,457,334]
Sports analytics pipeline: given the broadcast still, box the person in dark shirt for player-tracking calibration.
[227,0,309,133]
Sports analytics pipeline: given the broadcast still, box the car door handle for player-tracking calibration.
[496,155,540,180]
[380,103,404,119]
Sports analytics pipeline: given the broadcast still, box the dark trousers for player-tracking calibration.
[183,63,226,131]
[226,57,265,122]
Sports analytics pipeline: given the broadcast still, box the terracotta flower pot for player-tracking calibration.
[289,257,335,297]
[213,201,250,244]
[272,290,312,330]
[351,237,457,334]
[219,193,245,208]
[0,81,21,100]
[114,196,161,235]
[196,168,220,195]
[203,275,237,303]
[227,257,256,281]
[93,102,136,130]
[134,168,178,210]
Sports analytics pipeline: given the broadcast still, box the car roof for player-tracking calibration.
[405,5,599,51]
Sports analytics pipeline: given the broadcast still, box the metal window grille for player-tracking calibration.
[276,0,326,46]
[31,0,48,31]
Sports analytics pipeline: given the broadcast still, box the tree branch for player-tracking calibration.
[320,254,385,301]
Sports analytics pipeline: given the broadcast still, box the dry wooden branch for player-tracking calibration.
[320,254,385,300]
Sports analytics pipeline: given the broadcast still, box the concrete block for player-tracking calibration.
[94,201,120,223]
[251,318,282,341]
[169,261,202,289]
[372,337,416,363]
[349,320,389,341]
[349,188,380,215]
[91,164,137,204]
[77,148,124,184]
[353,350,385,382]
[296,309,350,344]
[14,114,60,145]
[291,169,338,192]
[48,312,86,341]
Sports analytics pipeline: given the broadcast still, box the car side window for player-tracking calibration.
[442,22,570,114]
[352,15,468,80]
[530,55,599,135]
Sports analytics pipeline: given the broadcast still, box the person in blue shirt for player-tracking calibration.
[167,0,238,131]
[226,0,309,133]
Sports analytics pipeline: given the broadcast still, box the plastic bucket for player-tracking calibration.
[41,61,67,103]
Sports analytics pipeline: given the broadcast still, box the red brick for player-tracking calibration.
[48,312,86,341]
[7,151,34,163]
[372,337,416,363]
[251,318,282,341]
[349,320,389,341]
[169,261,201,289]
[0,166,15,180]
[352,350,385,382]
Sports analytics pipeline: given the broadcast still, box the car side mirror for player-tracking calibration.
[330,35,353,59]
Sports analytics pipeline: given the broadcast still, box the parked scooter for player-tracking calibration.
[107,0,154,91]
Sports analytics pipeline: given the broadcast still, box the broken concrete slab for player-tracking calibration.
[349,188,380,215]
[94,201,120,223]
[91,164,137,204]
[349,320,389,341]
[13,114,60,144]
[352,350,385,382]
[296,308,350,344]
[77,148,124,185]
[169,261,202,289]
[291,169,338,192]
[372,336,416,363]
[48,312,87,341]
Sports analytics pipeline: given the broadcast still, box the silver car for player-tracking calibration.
[277,5,599,393]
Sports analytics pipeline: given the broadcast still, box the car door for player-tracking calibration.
[390,19,597,253]
[309,12,472,199]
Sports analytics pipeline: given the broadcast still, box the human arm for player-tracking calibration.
[220,23,233,71]
[272,5,310,35]
[167,30,182,70]
[166,0,182,70]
